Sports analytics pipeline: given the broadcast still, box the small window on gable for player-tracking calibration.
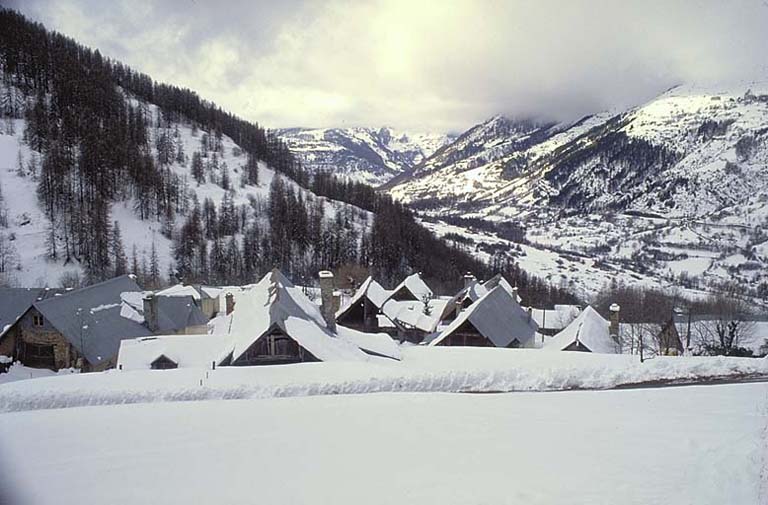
[32,314,44,327]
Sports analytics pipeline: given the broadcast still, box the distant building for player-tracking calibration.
[7,275,208,371]
[427,286,538,348]
[118,270,401,370]
[544,306,621,353]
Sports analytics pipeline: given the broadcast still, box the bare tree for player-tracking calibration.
[693,293,755,356]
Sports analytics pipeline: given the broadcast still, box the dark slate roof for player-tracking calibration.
[0,288,44,337]
[155,296,208,332]
[34,275,152,366]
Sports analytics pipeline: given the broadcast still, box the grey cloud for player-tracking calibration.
[6,0,768,132]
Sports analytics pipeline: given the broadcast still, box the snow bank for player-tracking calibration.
[1,347,766,412]
[0,362,78,385]
[1,383,766,505]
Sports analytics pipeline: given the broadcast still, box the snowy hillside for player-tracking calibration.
[0,101,371,288]
[389,82,768,300]
[277,126,454,185]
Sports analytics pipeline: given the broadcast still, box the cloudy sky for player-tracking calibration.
[7,0,768,132]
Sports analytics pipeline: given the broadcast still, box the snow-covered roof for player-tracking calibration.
[117,334,233,370]
[388,273,433,301]
[482,274,522,303]
[228,270,370,363]
[336,325,401,360]
[118,270,402,368]
[335,276,391,319]
[157,284,219,301]
[545,306,619,354]
[381,299,439,333]
[428,286,537,347]
[436,281,489,321]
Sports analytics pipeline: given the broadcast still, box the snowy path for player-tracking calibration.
[1,383,766,505]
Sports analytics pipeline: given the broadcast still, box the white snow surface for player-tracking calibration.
[1,346,766,412]
[0,383,765,505]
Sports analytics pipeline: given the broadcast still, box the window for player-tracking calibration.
[150,355,178,370]
[32,314,44,327]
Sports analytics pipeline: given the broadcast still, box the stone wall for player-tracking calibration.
[20,327,73,370]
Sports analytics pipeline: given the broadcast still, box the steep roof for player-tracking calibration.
[428,286,537,347]
[436,280,489,321]
[34,276,152,365]
[335,276,391,320]
[482,274,522,303]
[388,273,433,301]
[0,288,43,338]
[545,306,619,354]
[229,270,369,363]
[118,270,402,369]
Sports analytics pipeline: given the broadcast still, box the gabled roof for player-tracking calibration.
[0,288,44,338]
[428,286,537,347]
[482,274,522,303]
[229,270,369,363]
[436,280,489,322]
[335,276,391,319]
[387,273,433,302]
[545,306,619,354]
[34,276,152,365]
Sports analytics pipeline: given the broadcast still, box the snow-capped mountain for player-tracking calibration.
[389,82,768,300]
[277,126,454,185]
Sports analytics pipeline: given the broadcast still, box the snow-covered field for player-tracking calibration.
[1,347,766,412]
[1,382,765,505]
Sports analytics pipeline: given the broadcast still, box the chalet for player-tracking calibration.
[335,276,391,332]
[435,277,488,324]
[0,288,54,359]
[387,272,433,302]
[427,286,538,348]
[14,275,208,371]
[335,272,446,344]
[118,270,400,370]
[544,306,620,353]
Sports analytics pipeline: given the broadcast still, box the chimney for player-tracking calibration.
[332,291,341,314]
[609,303,621,343]
[319,270,336,333]
[463,272,476,289]
[143,293,159,332]
[225,293,235,315]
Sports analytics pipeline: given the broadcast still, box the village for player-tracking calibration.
[2,267,767,379]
